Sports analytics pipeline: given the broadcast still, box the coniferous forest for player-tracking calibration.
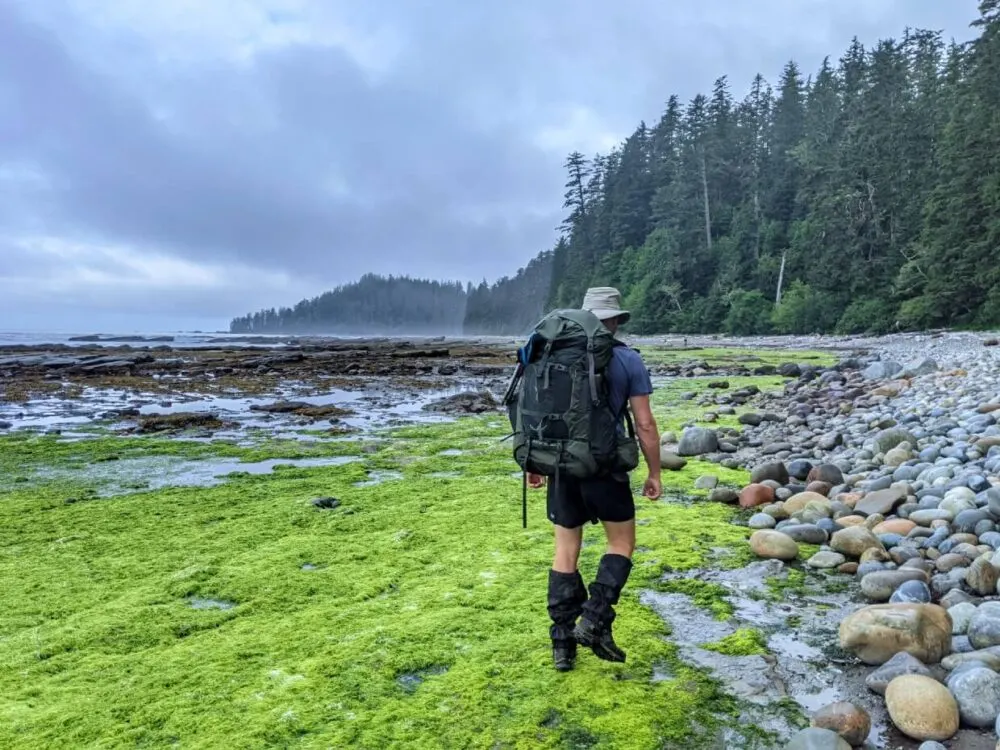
[233,3,1000,337]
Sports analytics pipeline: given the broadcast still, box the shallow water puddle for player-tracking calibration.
[353,469,404,487]
[395,665,448,694]
[187,596,236,610]
[28,454,361,495]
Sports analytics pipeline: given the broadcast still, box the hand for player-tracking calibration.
[526,473,546,489]
[642,476,662,500]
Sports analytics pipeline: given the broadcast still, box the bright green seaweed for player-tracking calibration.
[0,346,808,749]
[0,414,752,749]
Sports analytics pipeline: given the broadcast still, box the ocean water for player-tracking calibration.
[0,331,310,348]
[0,330,518,349]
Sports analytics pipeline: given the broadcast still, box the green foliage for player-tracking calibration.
[770,282,839,334]
[465,6,1000,336]
[230,274,469,335]
[834,297,897,334]
[723,290,774,335]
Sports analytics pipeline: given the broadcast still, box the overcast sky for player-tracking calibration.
[0,0,980,333]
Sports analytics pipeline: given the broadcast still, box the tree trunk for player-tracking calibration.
[701,151,712,250]
[775,250,787,305]
[753,191,761,260]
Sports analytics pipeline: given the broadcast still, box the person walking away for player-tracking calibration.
[506,286,662,671]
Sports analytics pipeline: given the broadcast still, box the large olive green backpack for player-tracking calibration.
[502,309,639,526]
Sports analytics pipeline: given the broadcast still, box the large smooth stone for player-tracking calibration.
[856,487,907,516]
[860,569,928,602]
[947,666,1000,728]
[831,527,884,558]
[884,674,959,742]
[965,554,999,596]
[839,604,952,665]
[968,602,1000,650]
[749,530,799,561]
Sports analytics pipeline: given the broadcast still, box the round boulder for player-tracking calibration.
[885,675,958,742]
[838,603,952,666]
[749,530,799,561]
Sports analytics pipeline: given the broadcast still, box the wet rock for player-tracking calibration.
[762,441,794,455]
[965,554,999,596]
[750,462,789,485]
[869,427,919,454]
[311,497,342,510]
[785,491,829,515]
[890,580,933,604]
[137,412,225,433]
[807,464,844,486]
[948,602,977,634]
[659,449,687,471]
[423,390,498,414]
[748,513,777,530]
[830,527,884,558]
[839,603,952,665]
[941,646,1000,671]
[947,666,1000,728]
[677,427,718,456]
[784,727,851,750]
[873,518,916,535]
[810,702,871,747]
[787,459,814,481]
[807,551,846,569]
[968,602,1000,650]
[865,651,933,695]
[708,487,739,504]
[780,524,828,545]
[749,530,799,561]
[855,487,907,517]
[860,569,928,602]
[884,674,959,742]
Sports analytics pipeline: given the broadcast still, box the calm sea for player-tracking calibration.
[0,331,292,348]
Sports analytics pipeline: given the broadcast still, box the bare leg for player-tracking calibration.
[601,518,635,559]
[553,524,584,572]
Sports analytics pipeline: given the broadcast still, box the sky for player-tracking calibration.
[0,0,981,333]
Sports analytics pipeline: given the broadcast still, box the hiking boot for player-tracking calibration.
[572,617,626,663]
[547,569,587,671]
[575,554,633,663]
[552,640,577,672]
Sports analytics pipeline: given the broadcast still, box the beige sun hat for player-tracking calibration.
[581,286,630,324]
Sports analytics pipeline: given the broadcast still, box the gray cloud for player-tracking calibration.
[0,0,981,330]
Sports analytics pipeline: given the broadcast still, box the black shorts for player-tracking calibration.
[546,473,635,528]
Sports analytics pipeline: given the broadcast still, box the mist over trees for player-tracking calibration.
[234,3,1000,337]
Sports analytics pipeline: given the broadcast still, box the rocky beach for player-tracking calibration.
[4,329,1000,748]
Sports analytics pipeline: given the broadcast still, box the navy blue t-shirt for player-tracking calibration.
[606,346,653,427]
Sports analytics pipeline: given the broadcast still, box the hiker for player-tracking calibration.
[519,287,662,671]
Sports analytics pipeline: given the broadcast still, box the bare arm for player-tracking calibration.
[629,394,660,481]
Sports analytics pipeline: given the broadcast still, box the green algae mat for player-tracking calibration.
[0,389,762,748]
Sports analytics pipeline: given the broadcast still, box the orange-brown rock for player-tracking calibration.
[873,519,917,536]
[739,483,776,509]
